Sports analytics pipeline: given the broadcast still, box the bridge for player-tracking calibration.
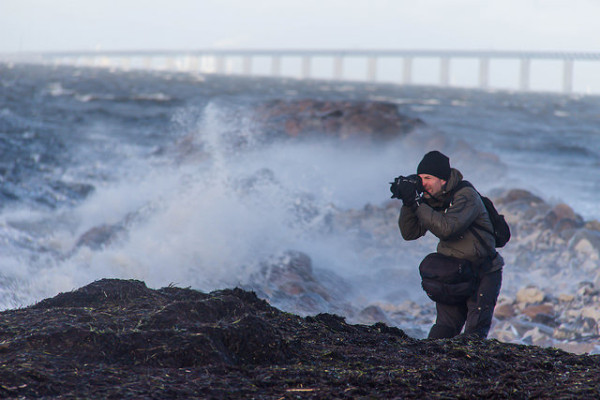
[4,49,600,94]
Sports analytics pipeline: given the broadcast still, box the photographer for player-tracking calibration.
[391,151,503,339]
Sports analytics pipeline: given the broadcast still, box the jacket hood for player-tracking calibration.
[423,168,463,209]
[443,168,463,193]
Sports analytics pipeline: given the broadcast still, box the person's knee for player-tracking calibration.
[428,324,458,339]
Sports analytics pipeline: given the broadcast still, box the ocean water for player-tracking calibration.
[0,63,599,312]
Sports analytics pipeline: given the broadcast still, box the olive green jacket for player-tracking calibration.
[399,168,504,272]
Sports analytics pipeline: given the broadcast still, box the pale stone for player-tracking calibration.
[493,330,519,343]
[558,294,575,302]
[575,239,594,254]
[580,306,600,321]
[553,327,577,341]
[516,286,545,305]
[569,230,600,254]
[490,322,519,343]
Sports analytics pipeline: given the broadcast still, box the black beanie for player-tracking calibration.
[417,151,451,180]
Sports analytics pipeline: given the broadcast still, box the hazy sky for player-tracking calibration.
[1,0,598,53]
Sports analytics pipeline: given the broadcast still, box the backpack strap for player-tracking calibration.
[438,180,468,210]
[468,224,498,259]
[449,180,498,259]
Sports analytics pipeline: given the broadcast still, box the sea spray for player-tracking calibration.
[0,99,440,310]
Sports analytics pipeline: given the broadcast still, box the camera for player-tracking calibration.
[390,174,424,199]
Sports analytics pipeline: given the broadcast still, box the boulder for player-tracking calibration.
[522,303,555,319]
[247,250,355,317]
[522,304,557,326]
[252,99,424,141]
[569,229,600,256]
[545,203,584,232]
[494,189,545,206]
[357,305,393,326]
[494,303,517,320]
[75,224,124,250]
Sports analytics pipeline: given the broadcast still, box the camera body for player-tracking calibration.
[390,174,424,200]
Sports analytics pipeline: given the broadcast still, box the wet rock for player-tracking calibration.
[247,250,355,317]
[357,305,393,325]
[252,99,424,141]
[75,223,124,250]
[72,205,156,253]
[494,303,517,320]
[522,303,556,326]
[545,203,584,232]
[494,189,545,206]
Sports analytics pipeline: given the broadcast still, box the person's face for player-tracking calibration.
[419,174,446,198]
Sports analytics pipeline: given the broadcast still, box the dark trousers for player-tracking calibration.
[428,269,502,339]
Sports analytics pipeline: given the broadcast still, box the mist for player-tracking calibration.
[0,99,461,310]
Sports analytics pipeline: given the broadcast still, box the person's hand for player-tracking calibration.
[390,177,404,199]
[390,176,420,206]
[398,179,418,206]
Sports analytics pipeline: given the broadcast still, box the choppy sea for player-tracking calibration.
[1,63,599,313]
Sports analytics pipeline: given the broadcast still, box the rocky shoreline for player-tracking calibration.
[1,279,599,398]
[243,185,600,355]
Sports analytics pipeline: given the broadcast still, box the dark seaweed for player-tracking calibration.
[0,279,598,399]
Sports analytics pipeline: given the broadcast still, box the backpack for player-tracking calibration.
[419,252,478,304]
[476,195,511,248]
[452,181,511,249]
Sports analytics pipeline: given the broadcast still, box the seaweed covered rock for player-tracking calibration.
[21,279,295,368]
[1,279,600,398]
